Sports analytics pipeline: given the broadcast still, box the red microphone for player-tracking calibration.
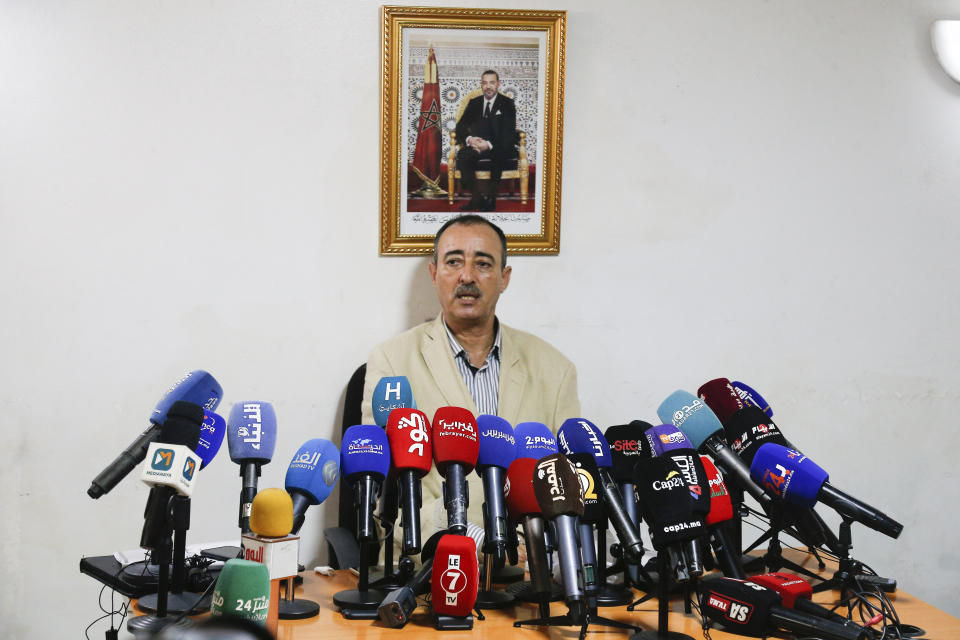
[748,573,867,633]
[701,455,744,578]
[431,534,479,627]
[697,378,744,424]
[432,407,479,534]
[386,408,432,555]
[505,458,551,615]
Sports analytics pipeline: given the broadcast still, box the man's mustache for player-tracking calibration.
[456,284,481,297]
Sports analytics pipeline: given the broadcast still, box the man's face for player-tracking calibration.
[429,223,511,329]
[481,73,500,100]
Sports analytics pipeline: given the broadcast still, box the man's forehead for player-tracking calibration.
[438,224,501,259]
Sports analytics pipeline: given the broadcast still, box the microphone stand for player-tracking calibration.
[593,519,635,607]
[475,550,516,609]
[333,537,388,619]
[810,517,897,596]
[741,503,827,585]
[627,550,695,640]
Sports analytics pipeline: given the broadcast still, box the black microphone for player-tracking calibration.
[532,453,586,620]
[505,458,552,614]
[567,453,604,600]
[377,531,445,627]
[701,577,867,640]
[87,370,222,499]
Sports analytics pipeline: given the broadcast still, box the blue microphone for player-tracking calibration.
[227,401,278,534]
[87,370,223,499]
[197,409,226,470]
[750,443,902,539]
[732,381,774,418]
[476,415,516,560]
[557,418,644,560]
[341,425,391,541]
[514,422,558,459]
[657,390,771,506]
[286,438,340,534]
[372,376,416,427]
[644,423,693,457]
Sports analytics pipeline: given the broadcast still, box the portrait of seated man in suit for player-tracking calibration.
[455,69,517,212]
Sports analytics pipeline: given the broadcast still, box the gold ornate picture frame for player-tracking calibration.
[380,6,566,255]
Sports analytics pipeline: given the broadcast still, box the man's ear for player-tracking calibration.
[500,265,512,293]
[428,260,438,286]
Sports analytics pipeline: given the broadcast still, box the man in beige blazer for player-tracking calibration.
[361,215,580,542]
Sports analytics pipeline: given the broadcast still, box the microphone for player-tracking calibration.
[750,443,903,538]
[700,455,744,578]
[604,421,649,584]
[139,402,203,550]
[505,457,552,613]
[87,370,222,499]
[748,572,866,631]
[532,453,586,618]
[514,421,559,459]
[476,414,516,562]
[284,438,340,535]
[697,378,745,424]
[385,408,432,555]
[431,407,479,535]
[371,376,416,425]
[197,409,226,470]
[557,418,644,560]
[242,488,299,636]
[430,534,480,622]
[209,559,271,627]
[567,453,603,599]
[701,577,866,640]
[340,425,391,542]
[227,401,278,535]
[644,422,693,456]
[732,380,774,418]
[657,390,772,506]
[377,531,446,627]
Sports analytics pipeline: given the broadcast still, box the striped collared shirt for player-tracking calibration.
[443,318,501,416]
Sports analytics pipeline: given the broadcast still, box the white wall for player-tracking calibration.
[2,1,959,636]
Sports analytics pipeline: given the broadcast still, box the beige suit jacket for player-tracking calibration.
[360,314,580,546]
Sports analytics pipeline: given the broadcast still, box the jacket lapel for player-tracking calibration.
[497,324,526,424]
[421,315,478,414]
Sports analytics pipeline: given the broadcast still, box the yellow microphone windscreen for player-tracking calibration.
[249,488,294,538]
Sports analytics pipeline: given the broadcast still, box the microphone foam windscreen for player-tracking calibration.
[158,406,203,451]
[557,418,611,468]
[372,376,416,427]
[656,390,724,450]
[227,401,278,464]
[605,423,650,481]
[386,408,432,475]
[430,534,479,617]
[646,423,693,456]
[724,407,789,464]
[701,456,734,525]
[285,438,340,505]
[634,455,706,547]
[152,370,223,425]
[748,573,812,609]
[732,381,774,418]
[514,422,558,459]
[567,453,604,524]
[665,451,711,518]
[750,443,828,508]
[341,425,390,479]
[197,409,226,470]
[476,414,516,472]
[701,577,780,637]
[210,559,270,625]
[533,453,584,518]
[431,407,479,472]
[698,378,745,425]
[505,458,541,518]
[249,487,294,537]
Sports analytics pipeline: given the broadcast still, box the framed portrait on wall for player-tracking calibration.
[380,6,566,255]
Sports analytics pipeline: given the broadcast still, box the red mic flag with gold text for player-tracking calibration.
[412,46,442,188]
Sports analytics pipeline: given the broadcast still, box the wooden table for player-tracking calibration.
[275,554,960,640]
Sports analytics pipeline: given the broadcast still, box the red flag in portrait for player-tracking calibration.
[412,46,442,186]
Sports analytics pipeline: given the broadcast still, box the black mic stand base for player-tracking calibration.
[480,563,524,583]
[434,613,474,630]
[505,579,564,602]
[126,613,193,637]
[135,591,210,615]
[278,597,321,619]
[333,589,387,619]
[475,588,515,609]
[594,583,634,607]
[630,630,695,640]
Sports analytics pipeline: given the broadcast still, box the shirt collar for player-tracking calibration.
[443,317,501,366]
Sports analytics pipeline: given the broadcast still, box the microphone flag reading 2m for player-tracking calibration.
[285,438,340,534]
[372,376,416,427]
[514,422,558,459]
[87,369,223,499]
